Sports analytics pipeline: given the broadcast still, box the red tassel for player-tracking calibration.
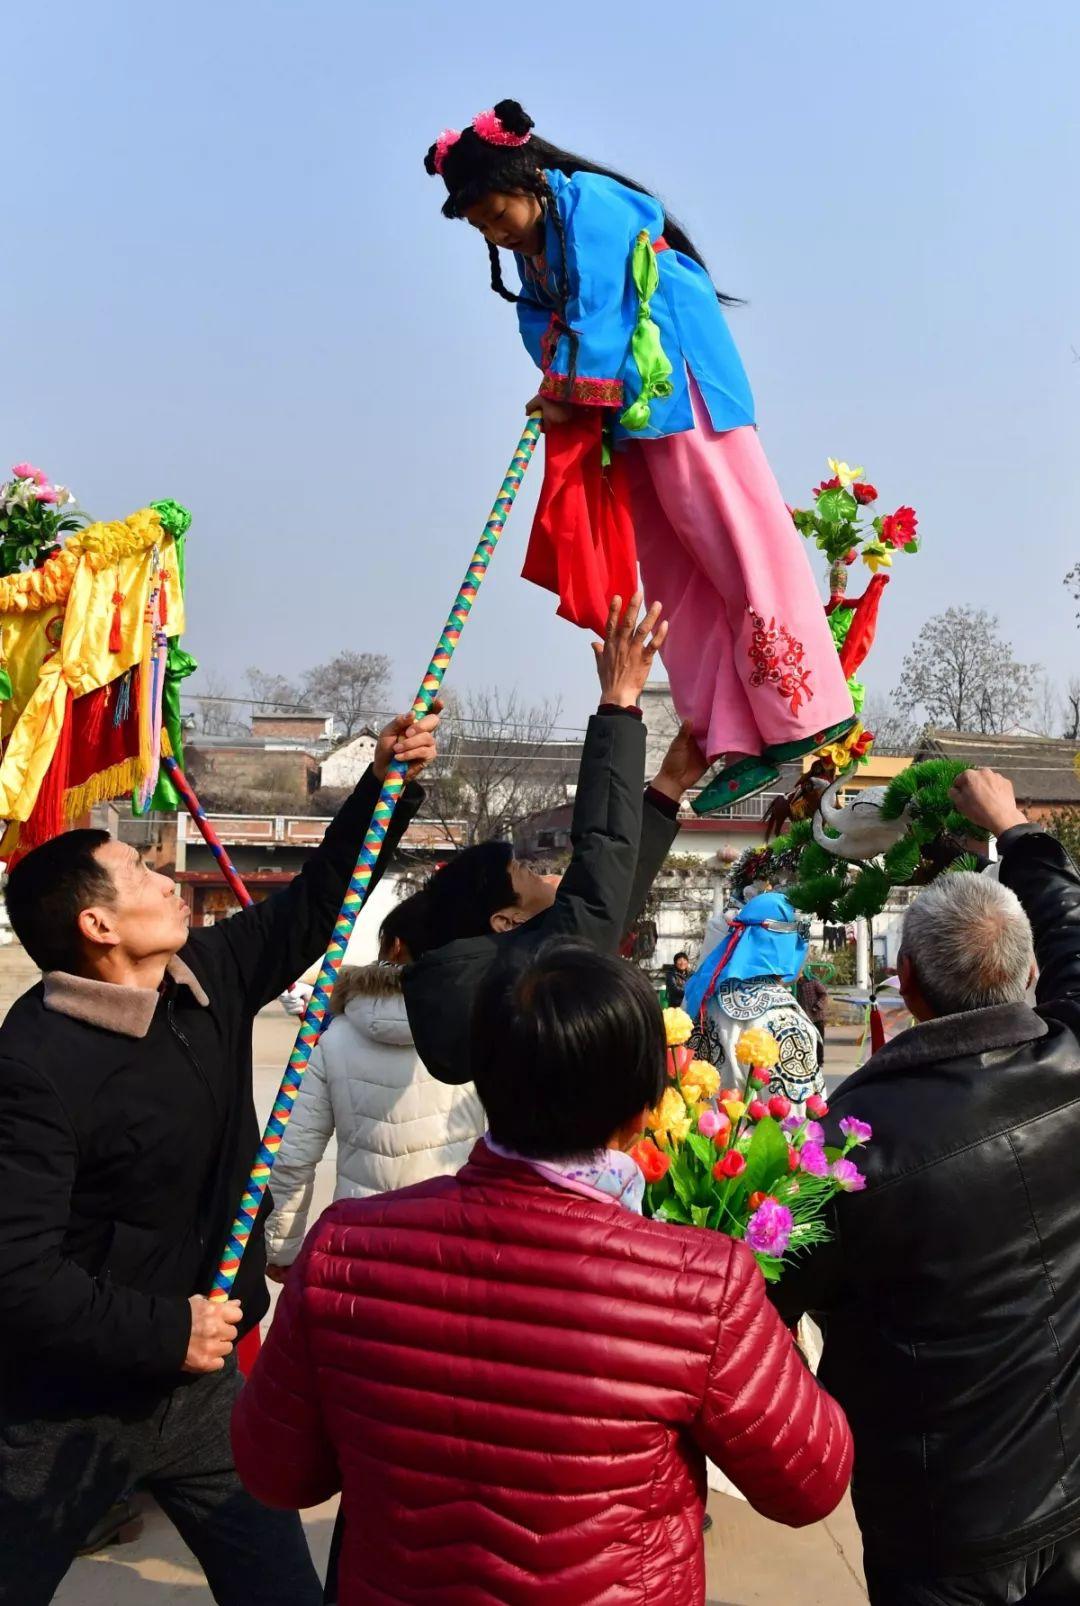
[109,587,123,653]
[158,572,168,626]
[869,1003,886,1055]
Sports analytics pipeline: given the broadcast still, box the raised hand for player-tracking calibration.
[374,699,444,783]
[592,593,668,710]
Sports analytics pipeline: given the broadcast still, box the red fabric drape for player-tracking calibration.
[237,1326,262,1377]
[521,411,638,637]
[838,574,890,680]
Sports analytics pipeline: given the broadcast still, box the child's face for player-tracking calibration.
[463,189,545,256]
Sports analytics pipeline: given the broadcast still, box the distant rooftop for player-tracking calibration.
[917,728,1080,806]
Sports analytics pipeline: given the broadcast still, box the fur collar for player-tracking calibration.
[42,955,209,1039]
[331,962,405,1014]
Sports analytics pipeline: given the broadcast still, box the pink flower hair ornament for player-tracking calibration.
[471,107,532,148]
[432,129,462,175]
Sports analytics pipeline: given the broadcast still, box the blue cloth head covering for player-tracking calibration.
[683,892,810,1020]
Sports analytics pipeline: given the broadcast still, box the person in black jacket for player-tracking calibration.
[404,596,708,1084]
[776,768,1080,1605]
[0,709,439,1605]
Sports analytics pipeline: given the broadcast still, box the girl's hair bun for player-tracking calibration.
[492,99,534,137]
[423,143,440,176]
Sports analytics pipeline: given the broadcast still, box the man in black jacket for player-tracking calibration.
[404,597,706,1084]
[0,710,438,1604]
[777,768,1080,1605]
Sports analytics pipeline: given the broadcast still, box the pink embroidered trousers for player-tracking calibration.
[625,385,853,762]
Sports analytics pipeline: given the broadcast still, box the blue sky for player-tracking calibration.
[6,0,1079,732]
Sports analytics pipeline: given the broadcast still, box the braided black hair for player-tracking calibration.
[424,99,740,309]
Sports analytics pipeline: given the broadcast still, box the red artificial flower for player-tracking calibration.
[842,548,858,566]
[768,1095,792,1120]
[806,1094,829,1119]
[851,728,875,758]
[788,1147,800,1171]
[750,1066,771,1086]
[880,505,918,548]
[714,1151,747,1181]
[710,1113,732,1146]
[852,482,878,505]
[747,1099,768,1122]
[629,1140,670,1184]
[748,1191,777,1211]
[813,476,841,498]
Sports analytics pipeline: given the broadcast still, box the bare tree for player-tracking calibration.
[302,651,391,740]
[896,608,1040,735]
[1064,678,1080,741]
[190,669,245,736]
[860,692,920,755]
[245,667,305,715]
[423,690,577,845]
[1030,675,1064,739]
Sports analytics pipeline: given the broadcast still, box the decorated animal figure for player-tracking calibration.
[812,779,912,862]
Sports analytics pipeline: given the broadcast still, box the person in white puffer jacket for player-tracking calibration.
[264,891,485,1274]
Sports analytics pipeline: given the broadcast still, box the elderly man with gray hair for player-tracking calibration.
[777,769,1080,1606]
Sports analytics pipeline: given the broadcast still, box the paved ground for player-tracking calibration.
[50,1006,867,1604]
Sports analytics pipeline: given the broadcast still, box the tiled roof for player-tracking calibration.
[916,729,1080,805]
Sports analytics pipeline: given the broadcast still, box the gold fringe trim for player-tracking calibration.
[63,757,145,822]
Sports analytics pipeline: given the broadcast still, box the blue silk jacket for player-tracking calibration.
[515,168,755,442]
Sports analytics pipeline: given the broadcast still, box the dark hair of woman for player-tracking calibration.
[420,841,517,951]
[424,98,740,310]
[471,940,666,1160]
[379,888,432,963]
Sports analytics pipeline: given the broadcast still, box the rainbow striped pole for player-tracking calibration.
[208,416,542,1299]
[163,755,255,910]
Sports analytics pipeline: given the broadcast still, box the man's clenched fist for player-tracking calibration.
[184,1295,243,1374]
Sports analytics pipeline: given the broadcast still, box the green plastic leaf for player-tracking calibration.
[687,1133,716,1170]
[816,487,858,525]
[754,1254,783,1283]
[691,1205,711,1228]
[669,1153,696,1210]
[744,1116,790,1196]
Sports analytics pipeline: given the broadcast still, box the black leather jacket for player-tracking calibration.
[777,826,1080,1571]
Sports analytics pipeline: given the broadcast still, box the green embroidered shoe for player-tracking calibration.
[762,715,859,765]
[691,756,781,816]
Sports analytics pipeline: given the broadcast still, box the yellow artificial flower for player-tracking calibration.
[736,1027,780,1070]
[650,1086,692,1148]
[681,1060,721,1103]
[862,540,893,575]
[827,458,865,488]
[721,1098,747,1121]
[663,1007,694,1047]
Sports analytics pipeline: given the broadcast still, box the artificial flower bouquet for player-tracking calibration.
[629,1008,870,1283]
[789,457,919,577]
[0,462,84,576]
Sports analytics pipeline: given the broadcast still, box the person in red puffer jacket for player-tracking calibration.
[233,942,853,1605]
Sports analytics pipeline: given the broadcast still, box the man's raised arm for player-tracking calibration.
[952,768,1080,1005]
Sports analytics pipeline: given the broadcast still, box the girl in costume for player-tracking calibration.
[426,100,853,807]
[683,891,825,1116]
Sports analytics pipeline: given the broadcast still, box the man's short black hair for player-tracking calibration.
[422,841,517,949]
[472,940,666,1160]
[674,951,689,963]
[4,829,114,973]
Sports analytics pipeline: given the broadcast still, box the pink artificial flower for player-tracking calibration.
[747,1099,768,1122]
[806,1094,829,1119]
[800,1143,830,1178]
[34,486,58,504]
[696,1107,724,1139]
[831,1158,866,1192]
[839,1116,872,1146]
[12,462,46,485]
[745,1197,794,1257]
[768,1095,792,1120]
[803,1120,825,1146]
